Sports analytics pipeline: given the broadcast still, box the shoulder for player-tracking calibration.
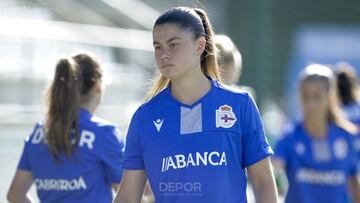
[343,102,360,117]
[277,122,301,143]
[17,120,48,149]
[344,101,360,109]
[84,115,117,129]
[213,81,254,106]
[143,88,168,106]
[215,81,251,97]
[25,120,45,142]
[81,115,123,143]
[89,115,118,128]
[131,88,169,117]
[330,124,354,141]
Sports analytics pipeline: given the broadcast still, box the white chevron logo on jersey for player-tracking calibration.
[153,118,164,132]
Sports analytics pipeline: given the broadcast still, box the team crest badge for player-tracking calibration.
[216,105,237,128]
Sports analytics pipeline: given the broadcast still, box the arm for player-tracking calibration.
[7,169,33,203]
[101,126,125,193]
[348,175,360,203]
[141,181,155,203]
[247,157,278,203]
[272,157,285,169]
[112,184,120,192]
[271,157,288,196]
[113,169,147,203]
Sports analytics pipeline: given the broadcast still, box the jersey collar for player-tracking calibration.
[165,77,218,109]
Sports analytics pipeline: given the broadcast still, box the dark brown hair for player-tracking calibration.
[146,7,220,99]
[335,62,359,105]
[45,52,102,159]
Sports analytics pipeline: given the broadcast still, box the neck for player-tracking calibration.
[170,66,211,105]
[303,117,328,138]
[80,97,98,114]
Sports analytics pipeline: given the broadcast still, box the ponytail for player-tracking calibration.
[193,8,220,82]
[335,62,359,105]
[146,7,220,100]
[45,58,80,159]
[145,74,170,101]
[44,52,102,159]
[327,85,358,134]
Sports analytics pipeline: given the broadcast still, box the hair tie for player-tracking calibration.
[59,77,71,87]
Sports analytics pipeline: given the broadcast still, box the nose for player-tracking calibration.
[160,52,170,62]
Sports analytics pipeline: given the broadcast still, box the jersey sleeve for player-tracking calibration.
[122,108,145,170]
[17,124,39,171]
[101,125,125,184]
[241,94,273,168]
[17,137,31,171]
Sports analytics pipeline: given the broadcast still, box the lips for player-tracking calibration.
[161,64,175,69]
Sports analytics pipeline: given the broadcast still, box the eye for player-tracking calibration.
[169,42,179,48]
[154,46,161,51]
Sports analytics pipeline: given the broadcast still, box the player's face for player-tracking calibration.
[300,80,329,120]
[153,24,203,80]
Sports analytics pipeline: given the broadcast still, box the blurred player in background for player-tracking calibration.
[335,62,360,124]
[335,62,360,192]
[215,34,256,99]
[7,52,124,203]
[274,64,360,203]
[114,6,277,203]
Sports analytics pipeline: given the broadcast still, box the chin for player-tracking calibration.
[160,71,178,80]
[160,68,191,81]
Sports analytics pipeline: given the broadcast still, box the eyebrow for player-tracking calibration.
[153,37,181,45]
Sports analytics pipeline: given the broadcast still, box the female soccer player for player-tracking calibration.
[274,64,360,203]
[214,34,256,99]
[214,34,242,86]
[114,7,277,203]
[7,52,124,203]
[335,62,360,199]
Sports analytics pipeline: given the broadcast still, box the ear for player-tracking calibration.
[94,80,102,93]
[196,36,206,55]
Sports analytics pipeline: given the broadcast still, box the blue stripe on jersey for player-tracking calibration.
[123,79,273,203]
[17,108,124,203]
